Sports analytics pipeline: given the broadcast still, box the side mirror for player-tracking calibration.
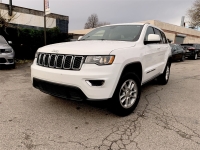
[8,41,12,44]
[167,39,172,43]
[78,36,83,41]
[144,34,160,45]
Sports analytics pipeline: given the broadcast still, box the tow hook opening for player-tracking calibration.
[86,80,105,87]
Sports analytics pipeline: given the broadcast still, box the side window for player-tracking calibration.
[154,28,163,44]
[161,31,168,44]
[144,27,154,41]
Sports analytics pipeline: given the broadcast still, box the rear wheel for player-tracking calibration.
[110,72,141,116]
[157,62,170,85]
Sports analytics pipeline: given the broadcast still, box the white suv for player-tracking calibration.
[31,23,172,116]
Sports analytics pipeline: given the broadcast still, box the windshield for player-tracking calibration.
[81,25,143,42]
[0,36,8,44]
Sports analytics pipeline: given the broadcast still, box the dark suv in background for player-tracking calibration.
[181,44,200,60]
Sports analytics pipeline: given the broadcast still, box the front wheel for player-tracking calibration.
[180,54,185,61]
[110,72,141,116]
[157,62,170,85]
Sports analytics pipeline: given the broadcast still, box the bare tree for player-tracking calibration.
[0,9,19,33]
[84,14,99,29]
[188,0,200,27]
[97,22,110,27]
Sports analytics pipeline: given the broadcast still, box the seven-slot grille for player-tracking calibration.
[37,53,84,70]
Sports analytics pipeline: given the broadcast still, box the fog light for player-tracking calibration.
[86,80,105,86]
[8,59,14,63]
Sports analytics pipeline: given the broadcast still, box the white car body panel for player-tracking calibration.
[38,41,136,55]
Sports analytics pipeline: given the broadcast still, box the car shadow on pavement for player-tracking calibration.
[39,78,161,118]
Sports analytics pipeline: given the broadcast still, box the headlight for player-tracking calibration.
[85,56,115,65]
[4,49,13,53]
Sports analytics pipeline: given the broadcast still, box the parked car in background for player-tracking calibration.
[170,44,185,61]
[181,43,200,60]
[0,35,15,68]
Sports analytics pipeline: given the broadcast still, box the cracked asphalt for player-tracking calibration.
[0,60,200,150]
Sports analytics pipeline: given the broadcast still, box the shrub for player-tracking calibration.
[0,27,67,59]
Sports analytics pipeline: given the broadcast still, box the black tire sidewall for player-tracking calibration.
[110,72,141,116]
[158,62,170,85]
[181,55,185,61]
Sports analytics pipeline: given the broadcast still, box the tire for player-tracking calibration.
[194,53,198,60]
[180,54,185,62]
[157,62,170,85]
[110,72,141,116]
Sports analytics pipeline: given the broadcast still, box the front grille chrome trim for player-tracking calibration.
[44,54,50,67]
[72,56,84,70]
[39,53,45,66]
[63,55,73,70]
[37,53,84,71]
[55,55,64,69]
[49,54,56,68]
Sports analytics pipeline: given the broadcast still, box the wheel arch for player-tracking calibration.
[120,62,143,84]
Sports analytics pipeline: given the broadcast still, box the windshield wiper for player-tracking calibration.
[80,36,90,41]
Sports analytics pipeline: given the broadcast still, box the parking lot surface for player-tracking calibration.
[0,60,200,150]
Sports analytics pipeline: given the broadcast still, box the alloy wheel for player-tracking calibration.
[119,79,138,109]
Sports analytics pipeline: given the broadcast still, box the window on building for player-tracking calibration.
[175,36,185,44]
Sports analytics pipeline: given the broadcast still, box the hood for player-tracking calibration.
[38,41,136,55]
[0,44,12,49]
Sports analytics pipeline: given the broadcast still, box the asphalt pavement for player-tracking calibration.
[0,60,200,150]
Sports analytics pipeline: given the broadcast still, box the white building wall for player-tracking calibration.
[0,9,56,28]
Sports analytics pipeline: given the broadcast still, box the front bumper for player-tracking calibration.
[185,51,199,57]
[31,59,122,100]
[0,53,15,65]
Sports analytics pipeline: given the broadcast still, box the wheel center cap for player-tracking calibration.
[126,91,131,97]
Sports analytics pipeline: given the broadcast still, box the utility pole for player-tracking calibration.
[8,0,12,16]
[44,0,46,46]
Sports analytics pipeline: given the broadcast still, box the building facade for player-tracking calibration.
[0,3,69,33]
[144,20,200,44]
[69,20,200,44]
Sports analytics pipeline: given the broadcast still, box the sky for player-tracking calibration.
[2,0,195,31]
